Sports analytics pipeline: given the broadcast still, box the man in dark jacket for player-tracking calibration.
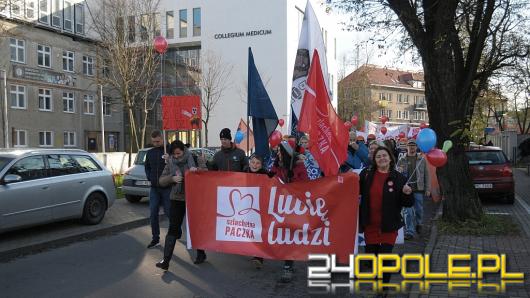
[144,130,171,248]
[208,128,248,172]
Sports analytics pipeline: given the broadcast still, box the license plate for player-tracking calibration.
[135,180,151,186]
[474,183,493,189]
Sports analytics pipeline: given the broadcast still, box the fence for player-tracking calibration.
[93,152,137,175]
[486,131,530,164]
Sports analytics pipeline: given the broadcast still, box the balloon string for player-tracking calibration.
[399,156,425,185]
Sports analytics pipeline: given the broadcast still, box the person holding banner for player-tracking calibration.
[155,140,202,270]
[270,141,309,282]
[359,146,414,283]
[208,128,248,172]
[396,139,431,240]
[340,131,370,173]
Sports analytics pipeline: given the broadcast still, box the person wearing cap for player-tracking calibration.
[396,139,431,240]
[208,128,248,172]
[340,131,370,172]
[367,134,376,143]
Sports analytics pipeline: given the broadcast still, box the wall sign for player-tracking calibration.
[214,29,272,39]
[12,65,77,87]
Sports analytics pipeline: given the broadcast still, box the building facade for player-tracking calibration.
[0,0,123,152]
[338,64,429,127]
[125,0,338,147]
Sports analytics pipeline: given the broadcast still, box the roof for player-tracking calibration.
[340,64,425,90]
[0,148,87,157]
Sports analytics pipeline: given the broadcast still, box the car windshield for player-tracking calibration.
[135,151,148,165]
[0,157,13,172]
[466,151,507,165]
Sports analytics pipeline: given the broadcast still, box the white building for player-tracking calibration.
[157,0,339,147]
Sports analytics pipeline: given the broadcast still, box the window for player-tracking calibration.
[26,0,36,19]
[10,85,26,109]
[396,110,402,119]
[11,1,22,16]
[387,93,392,102]
[38,88,52,111]
[179,9,187,37]
[72,155,101,172]
[397,94,403,103]
[404,95,409,103]
[83,95,94,114]
[10,38,25,63]
[420,111,426,120]
[192,7,200,36]
[63,51,74,72]
[6,156,47,181]
[52,0,61,27]
[39,0,50,24]
[39,131,53,147]
[140,14,149,41]
[82,56,94,76]
[63,132,76,147]
[403,110,409,120]
[166,11,174,39]
[74,3,84,34]
[102,59,110,78]
[63,0,73,31]
[413,111,419,120]
[37,44,51,67]
[14,130,27,147]
[128,16,135,42]
[63,92,74,113]
[387,110,392,119]
[46,154,79,175]
[153,13,160,37]
[379,109,385,117]
[103,96,111,116]
[379,93,385,101]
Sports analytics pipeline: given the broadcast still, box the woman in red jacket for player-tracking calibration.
[359,146,414,283]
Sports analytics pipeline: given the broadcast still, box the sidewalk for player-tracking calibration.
[414,170,530,297]
[0,198,155,262]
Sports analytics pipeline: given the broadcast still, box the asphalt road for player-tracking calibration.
[0,225,317,298]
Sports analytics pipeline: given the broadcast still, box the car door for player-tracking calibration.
[46,154,84,220]
[0,155,52,230]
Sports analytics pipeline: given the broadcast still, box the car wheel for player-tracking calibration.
[503,193,515,204]
[125,195,143,203]
[81,193,107,225]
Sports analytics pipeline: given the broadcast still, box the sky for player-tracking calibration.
[331,9,423,77]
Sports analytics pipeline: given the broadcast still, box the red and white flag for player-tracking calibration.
[297,50,349,176]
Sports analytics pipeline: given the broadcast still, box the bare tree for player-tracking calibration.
[338,65,377,127]
[336,0,530,221]
[199,51,233,147]
[86,0,160,165]
[507,56,530,134]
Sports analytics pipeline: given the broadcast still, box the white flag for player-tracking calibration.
[290,0,329,134]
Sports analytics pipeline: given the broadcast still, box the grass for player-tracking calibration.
[438,214,520,236]
[114,174,124,199]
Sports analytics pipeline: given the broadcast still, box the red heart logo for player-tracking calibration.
[217,189,259,217]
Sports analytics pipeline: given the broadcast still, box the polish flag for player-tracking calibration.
[298,50,349,176]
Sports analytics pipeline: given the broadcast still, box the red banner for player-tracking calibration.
[162,96,202,130]
[186,172,359,262]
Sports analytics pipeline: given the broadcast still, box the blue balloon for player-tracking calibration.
[416,128,437,153]
[234,130,244,144]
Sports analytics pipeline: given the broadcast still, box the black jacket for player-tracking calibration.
[359,168,414,233]
[144,146,169,188]
[208,144,248,172]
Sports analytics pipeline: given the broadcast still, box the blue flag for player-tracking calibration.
[248,48,278,160]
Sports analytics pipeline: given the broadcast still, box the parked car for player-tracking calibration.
[122,147,216,203]
[465,145,515,204]
[0,149,116,233]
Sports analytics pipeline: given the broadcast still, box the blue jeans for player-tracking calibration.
[149,187,171,242]
[404,192,424,236]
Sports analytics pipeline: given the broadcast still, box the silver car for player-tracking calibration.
[122,147,215,203]
[0,149,116,233]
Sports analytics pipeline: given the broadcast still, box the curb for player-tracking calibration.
[0,217,149,263]
[408,202,443,298]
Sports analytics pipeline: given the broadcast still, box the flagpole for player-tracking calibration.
[247,47,251,156]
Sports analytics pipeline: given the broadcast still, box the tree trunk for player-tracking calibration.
[204,121,209,147]
[127,123,134,167]
[423,52,483,221]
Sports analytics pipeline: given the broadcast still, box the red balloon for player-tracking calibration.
[269,130,282,147]
[344,121,353,129]
[426,148,448,167]
[420,122,428,129]
[278,119,285,127]
[154,36,168,54]
[351,115,358,126]
[398,132,406,138]
[381,126,387,135]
